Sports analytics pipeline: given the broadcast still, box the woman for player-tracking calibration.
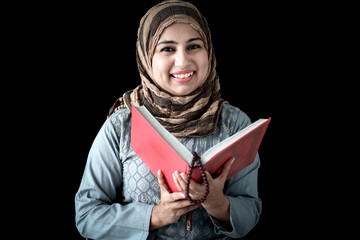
[75,1,261,239]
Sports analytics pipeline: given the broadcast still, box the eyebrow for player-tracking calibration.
[157,37,203,46]
[187,37,203,43]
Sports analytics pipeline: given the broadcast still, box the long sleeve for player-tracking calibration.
[210,153,261,238]
[74,116,153,240]
[208,108,262,238]
[75,104,262,239]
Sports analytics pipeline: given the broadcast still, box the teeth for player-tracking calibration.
[172,72,194,78]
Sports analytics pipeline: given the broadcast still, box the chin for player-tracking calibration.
[171,88,195,96]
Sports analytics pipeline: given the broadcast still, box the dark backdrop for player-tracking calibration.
[21,1,336,239]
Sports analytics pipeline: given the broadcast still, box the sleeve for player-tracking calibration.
[209,109,262,238]
[74,117,154,240]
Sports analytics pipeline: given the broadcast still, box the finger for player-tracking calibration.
[217,157,235,181]
[173,171,185,193]
[169,200,201,212]
[166,198,195,211]
[179,172,200,190]
[176,172,188,190]
[180,174,207,200]
[181,203,201,214]
[169,192,187,202]
[180,173,197,191]
[179,172,188,182]
[179,172,202,194]
[157,169,171,194]
[205,171,213,183]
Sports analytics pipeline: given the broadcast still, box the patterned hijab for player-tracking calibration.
[108,0,227,138]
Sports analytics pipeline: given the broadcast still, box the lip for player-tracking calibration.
[170,70,196,83]
[171,70,194,75]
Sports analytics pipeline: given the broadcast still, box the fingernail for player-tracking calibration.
[180,173,187,180]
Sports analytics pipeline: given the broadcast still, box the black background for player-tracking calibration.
[12,0,352,239]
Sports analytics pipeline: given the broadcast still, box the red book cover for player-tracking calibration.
[131,105,270,192]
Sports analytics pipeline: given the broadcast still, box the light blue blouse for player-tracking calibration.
[75,103,261,239]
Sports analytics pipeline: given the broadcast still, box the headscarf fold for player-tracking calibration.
[108,0,227,138]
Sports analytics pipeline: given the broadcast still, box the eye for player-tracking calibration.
[187,44,201,50]
[160,47,175,52]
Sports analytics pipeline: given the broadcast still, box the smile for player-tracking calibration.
[171,71,194,79]
[170,71,195,83]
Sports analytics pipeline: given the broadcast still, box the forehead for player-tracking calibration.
[158,22,201,41]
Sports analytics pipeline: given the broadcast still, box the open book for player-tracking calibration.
[131,105,271,192]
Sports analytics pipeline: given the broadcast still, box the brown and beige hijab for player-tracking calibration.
[108,0,227,138]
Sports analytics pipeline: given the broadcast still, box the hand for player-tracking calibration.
[150,170,200,231]
[173,157,235,222]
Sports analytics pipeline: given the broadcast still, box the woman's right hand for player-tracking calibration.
[150,170,200,231]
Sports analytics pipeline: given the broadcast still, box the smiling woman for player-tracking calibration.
[107,0,225,139]
[152,23,209,95]
[75,1,262,239]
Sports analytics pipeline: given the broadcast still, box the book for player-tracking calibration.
[130,105,271,192]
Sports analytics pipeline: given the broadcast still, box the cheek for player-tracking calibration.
[196,52,209,81]
[152,55,172,79]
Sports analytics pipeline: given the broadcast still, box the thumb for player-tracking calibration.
[218,157,235,181]
[157,169,171,194]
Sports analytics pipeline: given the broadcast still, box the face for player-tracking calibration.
[152,23,209,96]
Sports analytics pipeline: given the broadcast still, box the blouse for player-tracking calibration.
[75,103,261,239]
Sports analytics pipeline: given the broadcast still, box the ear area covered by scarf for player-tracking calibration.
[108,0,226,138]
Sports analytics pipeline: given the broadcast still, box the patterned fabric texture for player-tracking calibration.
[75,103,261,239]
[114,104,256,239]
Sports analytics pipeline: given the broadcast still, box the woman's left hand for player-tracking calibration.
[173,157,235,222]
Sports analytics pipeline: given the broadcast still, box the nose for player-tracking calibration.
[174,49,191,67]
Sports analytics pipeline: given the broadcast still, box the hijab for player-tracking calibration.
[108,0,227,138]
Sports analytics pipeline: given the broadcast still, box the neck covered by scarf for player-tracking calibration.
[108,0,227,138]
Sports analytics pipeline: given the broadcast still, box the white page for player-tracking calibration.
[201,119,268,163]
[136,106,193,165]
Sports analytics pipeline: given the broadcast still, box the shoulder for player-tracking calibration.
[100,108,133,157]
[220,103,252,133]
[221,103,249,121]
[108,107,131,123]
[105,107,132,137]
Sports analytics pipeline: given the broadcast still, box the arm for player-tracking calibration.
[174,154,261,238]
[74,117,152,240]
[208,108,262,237]
[219,108,262,237]
[215,153,262,237]
[150,170,200,231]
[173,157,235,223]
[174,107,262,238]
